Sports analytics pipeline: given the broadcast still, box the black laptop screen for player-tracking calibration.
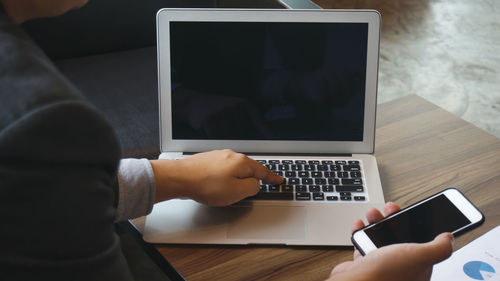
[169,22,368,141]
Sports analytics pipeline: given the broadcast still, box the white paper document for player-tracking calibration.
[431,226,500,281]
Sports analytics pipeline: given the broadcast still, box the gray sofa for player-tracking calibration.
[22,0,318,159]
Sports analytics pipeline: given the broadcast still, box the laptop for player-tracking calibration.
[143,8,385,246]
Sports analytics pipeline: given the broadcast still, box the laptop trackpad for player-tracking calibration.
[227,205,306,240]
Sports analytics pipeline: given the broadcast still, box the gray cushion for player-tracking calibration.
[27,0,285,158]
[22,0,217,59]
[55,47,159,158]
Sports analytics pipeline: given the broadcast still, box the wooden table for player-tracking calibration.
[156,95,500,281]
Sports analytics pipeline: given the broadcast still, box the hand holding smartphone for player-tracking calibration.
[352,188,484,255]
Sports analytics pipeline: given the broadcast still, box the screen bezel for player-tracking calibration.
[351,188,484,255]
[157,9,381,154]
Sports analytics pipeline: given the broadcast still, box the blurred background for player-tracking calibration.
[313,0,500,137]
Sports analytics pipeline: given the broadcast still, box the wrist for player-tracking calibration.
[150,159,192,203]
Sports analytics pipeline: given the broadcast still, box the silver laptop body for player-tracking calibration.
[144,8,385,246]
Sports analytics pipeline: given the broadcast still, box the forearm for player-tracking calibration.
[115,158,199,222]
[150,150,283,207]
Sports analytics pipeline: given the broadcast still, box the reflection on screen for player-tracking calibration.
[170,22,368,141]
[365,195,471,247]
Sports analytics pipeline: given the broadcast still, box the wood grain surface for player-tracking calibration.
[156,95,500,280]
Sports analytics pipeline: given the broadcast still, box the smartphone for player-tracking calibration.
[351,188,484,255]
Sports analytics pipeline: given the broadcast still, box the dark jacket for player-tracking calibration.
[0,8,132,281]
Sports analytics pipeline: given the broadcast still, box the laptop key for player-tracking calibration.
[285,171,296,177]
[343,165,361,171]
[336,185,364,192]
[322,185,334,192]
[342,178,363,185]
[311,171,322,178]
[350,171,362,178]
[309,185,321,192]
[298,171,309,178]
[330,165,341,171]
[308,160,320,164]
[348,160,360,165]
[296,185,307,192]
[315,178,326,185]
[296,192,311,200]
[257,160,267,164]
[288,178,300,185]
[354,196,366,201]
[324,172,336,178]
[337,172,349,178]
[295,160,306,164]
[269,185,280,192]
[317,165,328,171]
[326,196,339,201]
[340,196,352,201]
[278,164,289,171]
[328,178,340,185]
[266,164,276,170]
[282,160,294,164]
[302,178,313,185]
[269,160,280,164]
[321,160,334,164]
[335,160,347,165]
[313,192,325,200]
[283,185,293,193]
[340,192,352,196]
[291,164,303,171]
[304,165,315,171]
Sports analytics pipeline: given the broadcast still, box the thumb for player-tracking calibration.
[417,233,454,265]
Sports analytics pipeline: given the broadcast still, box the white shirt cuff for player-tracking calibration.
[116,158,155,221]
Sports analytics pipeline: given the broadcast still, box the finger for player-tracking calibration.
[330,261,354,276]
[416,232,454,265]
[244,158,284,184]
[351,218,366,260]
[366,208,384,224]
[353,249,362,260]
[383,202,401,216]
[351,219,365,233]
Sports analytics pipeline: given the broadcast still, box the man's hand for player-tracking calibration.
[150,149,283,206]
[327,202,454,281]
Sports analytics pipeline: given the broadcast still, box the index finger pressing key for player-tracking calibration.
[249,159,284,184]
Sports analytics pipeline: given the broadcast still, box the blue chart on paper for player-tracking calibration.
[463,261,496,280]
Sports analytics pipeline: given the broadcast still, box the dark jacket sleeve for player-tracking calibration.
[0,9,133,281]
[0,101,133,281]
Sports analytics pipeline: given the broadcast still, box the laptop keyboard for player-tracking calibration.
[246,159,367,202]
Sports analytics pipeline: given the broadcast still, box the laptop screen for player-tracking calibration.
[169,22,368,142]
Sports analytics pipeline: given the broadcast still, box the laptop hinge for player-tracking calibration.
[245,152,353,157]
[178,152,353,157]
[159,152,183,160]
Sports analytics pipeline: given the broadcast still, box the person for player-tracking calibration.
[0,0,453,280]
[327,202,453,281]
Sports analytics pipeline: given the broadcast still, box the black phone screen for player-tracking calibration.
[365,194,471,247]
